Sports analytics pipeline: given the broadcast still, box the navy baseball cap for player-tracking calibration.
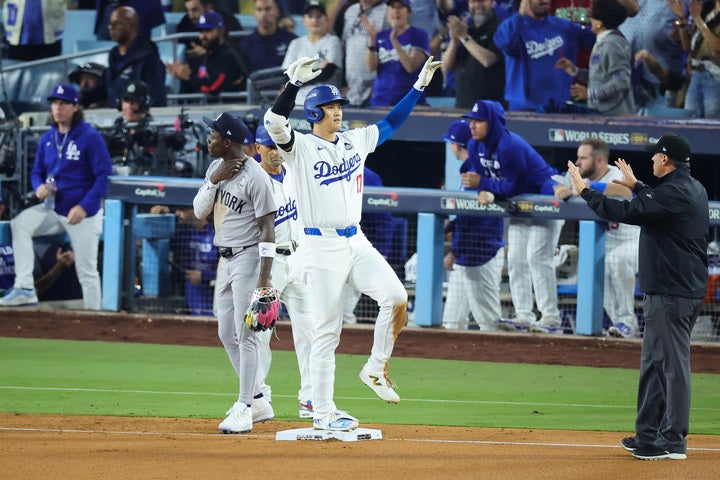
[254,124,276,147]
[645,133,691,163]
[203,112,249,143]
[47,84,79,104]
[303,1,327,15]
[386,0,411,8]
[198,10,224,29]
[243,129,255,145]
[440,120,471,147]
[462,100,490,121]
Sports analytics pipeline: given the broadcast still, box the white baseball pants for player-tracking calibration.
[10,204,103,309]
[299,231,407,419]
[442,248,504,330]
[255,253,314,403]
[507,218,564,325]
[604,240,640,330]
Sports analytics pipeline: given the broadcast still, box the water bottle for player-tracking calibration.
[43,175,56,210]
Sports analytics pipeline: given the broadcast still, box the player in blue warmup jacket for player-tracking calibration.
[461,99,565,333]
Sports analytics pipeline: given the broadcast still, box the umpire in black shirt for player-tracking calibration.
[567,132,709,461]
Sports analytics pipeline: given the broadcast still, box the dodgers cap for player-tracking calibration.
[47,84,79,104]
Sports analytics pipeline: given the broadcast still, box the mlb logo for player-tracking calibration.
[441,197,456,209]
[548,129,566,142]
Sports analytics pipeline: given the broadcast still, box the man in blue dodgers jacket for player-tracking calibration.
[460,99,565,334]
[0,85,112,309]
[494,0,595,112]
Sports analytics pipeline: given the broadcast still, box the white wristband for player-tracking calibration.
[259,242,276,258]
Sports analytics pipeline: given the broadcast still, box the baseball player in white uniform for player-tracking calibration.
[560,138,641,337]
[264,55,441,431]
[254,124,316,418]
[193,113,277,434]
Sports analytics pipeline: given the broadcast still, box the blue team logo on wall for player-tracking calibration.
[314,154,361,186]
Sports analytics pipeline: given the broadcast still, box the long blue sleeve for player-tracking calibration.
[375,88,422,145]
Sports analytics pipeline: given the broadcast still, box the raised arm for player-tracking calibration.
[375,56,442,144]
[264,56,321,151]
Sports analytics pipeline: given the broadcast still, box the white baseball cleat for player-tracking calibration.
[359,364,400,403]
[251,397,274,423]
[313,410,359,431]
[299,400,313,419]
[218,402,252,434]
[0,288,39,307]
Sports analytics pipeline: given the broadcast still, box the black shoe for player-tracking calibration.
[621,437,638,452]
[631,445,686,460]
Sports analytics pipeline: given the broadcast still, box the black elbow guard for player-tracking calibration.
[271,83,300,117]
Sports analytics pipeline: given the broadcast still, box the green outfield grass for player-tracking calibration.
[1,337,718,434]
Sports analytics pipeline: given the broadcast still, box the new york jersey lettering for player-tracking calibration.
[218,188,246,213]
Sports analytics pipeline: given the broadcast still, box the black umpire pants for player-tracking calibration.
[635,294,701,454]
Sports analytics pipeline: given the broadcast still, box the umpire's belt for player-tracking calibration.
[218,243,258,259]
[304,226,358,238]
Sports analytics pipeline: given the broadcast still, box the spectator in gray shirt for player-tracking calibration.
[556,0,635,115]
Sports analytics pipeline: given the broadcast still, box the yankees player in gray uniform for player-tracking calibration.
[193,112,277,434]
[264,55,442,431]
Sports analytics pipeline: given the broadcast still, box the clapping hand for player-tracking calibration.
[566,161,588,194]
[612,158,638,190]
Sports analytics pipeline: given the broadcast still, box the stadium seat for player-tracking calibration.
[15,62,65,109]
[0,67,24,106]
[426,97,456,108]
[246,66,286,104]
[156,41,186,94]
[72,40,115,67]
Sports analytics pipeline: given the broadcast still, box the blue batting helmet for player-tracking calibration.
[304,85,349,123]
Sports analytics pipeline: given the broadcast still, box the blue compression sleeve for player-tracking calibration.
[376,88,422,146]
[589,181,608,193]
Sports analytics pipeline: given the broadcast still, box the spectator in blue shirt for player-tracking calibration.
[494,0,596,112]
[366,0,431,106]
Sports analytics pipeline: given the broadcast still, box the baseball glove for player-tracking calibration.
[244,287,280,332]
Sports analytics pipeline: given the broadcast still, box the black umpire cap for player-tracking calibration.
[645,133,692,163]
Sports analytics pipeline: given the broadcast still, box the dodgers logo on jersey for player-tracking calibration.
[314,153,361,186]
[275,197,298,226]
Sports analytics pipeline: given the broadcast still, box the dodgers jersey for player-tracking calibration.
[279,127,379,229]
[195,157,276,247]
[268,165,299,247]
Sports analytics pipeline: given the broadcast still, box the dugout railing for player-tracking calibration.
[101,176,720,338]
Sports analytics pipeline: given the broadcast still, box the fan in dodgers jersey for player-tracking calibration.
[263,55,442,431]
[193,112,277,434]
